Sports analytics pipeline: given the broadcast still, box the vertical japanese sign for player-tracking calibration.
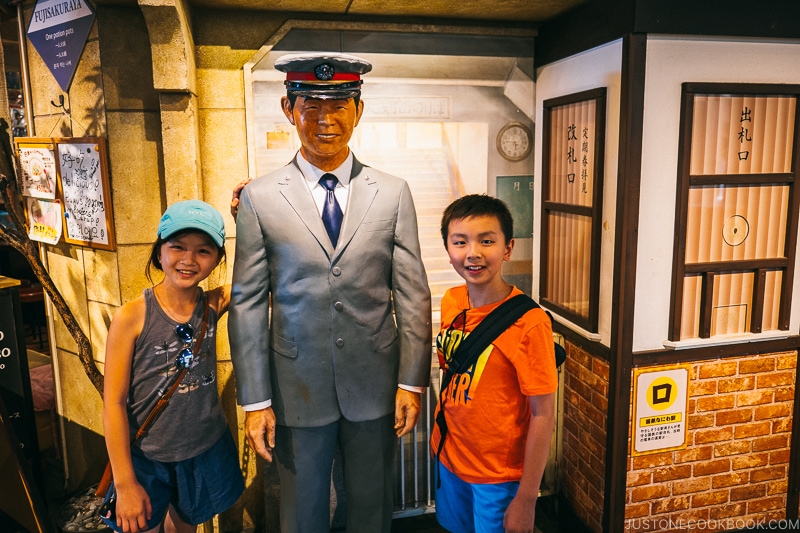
[632,364,690,455]
[27,0,96,92]
[496,175,534,238]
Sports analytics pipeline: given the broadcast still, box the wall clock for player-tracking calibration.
[496,122,532,162]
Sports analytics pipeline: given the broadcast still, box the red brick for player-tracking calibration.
[739,358,776,374]
[736,390,775,407]
[673,477,711,495]
[757,371,795,388]
[767,478,788,495]
[693,459,731,476]
[772,417,792,434]
[776,354,797,370]
[652,495,690,514]
[690,380,718,396]
[718,376,755,393]
[733,421,771,439]
[653,464,692,482]
[769,449,790,464]
[688,413,715,429]
[775,387,794,401]
[692,489,730,507]
[754,403,791,420]
[630,484,671,502]
[592,358,610,381]
[626,470,653,487]
[699,361,738,378]
[624,501,650,518]
[675,446,713,464]
[716,408,753,425]
[753,434,790,451]
[697,395,736,412]
[714,440,752,457]
[570,378,593,402]
[730,483,766,501]
[732,452,768,470]
[709,502,746,519]
[747,495,785,513]
[632,452,673,469]
[694,426,734,444]
[750,465,786,482]
[711,470,749,488]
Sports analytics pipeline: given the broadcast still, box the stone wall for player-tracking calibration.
[562,344,610,533]
[624,352,796,532]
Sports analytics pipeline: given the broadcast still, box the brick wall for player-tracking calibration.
[562,343,610,533]
[624,351,796,532]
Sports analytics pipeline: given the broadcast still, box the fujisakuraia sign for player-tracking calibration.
[27,0,96,92]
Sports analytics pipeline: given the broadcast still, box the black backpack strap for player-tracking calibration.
[444,294,536,383]
[435,294,537,473]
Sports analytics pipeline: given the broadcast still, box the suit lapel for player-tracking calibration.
[335,161,378,261]
[279,162,335,257]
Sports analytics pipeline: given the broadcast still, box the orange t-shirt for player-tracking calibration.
[430,285,559,484]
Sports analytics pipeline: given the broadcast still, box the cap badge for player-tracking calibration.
[314,63,335,81]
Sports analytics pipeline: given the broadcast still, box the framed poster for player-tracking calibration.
[15,139,57,199]
[14,137,116,251]
[56,138,115,250]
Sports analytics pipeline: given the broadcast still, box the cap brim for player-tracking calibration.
[160,222,224,247]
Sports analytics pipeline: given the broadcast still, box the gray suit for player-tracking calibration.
[229,156,432,531]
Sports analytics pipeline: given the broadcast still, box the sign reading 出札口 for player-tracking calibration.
[27,0,96,92]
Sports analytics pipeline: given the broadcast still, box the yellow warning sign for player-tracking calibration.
[632,364,690,456]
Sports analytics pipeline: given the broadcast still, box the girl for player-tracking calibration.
[102,200,243,533]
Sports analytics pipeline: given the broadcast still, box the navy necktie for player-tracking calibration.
[319,173,343,246]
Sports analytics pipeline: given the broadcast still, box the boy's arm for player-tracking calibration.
[503,392,556,533]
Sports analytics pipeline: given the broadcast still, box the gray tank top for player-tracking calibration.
[127,287,227,462]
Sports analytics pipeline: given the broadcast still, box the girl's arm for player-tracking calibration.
[503,392,556,533]
[102,298,152,533]
[208,284,232,317]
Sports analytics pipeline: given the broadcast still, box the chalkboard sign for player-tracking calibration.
[56,138,116,250]
[0,277,42,482]
[496,175,534,239]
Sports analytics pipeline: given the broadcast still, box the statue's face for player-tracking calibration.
[283,96,364,169]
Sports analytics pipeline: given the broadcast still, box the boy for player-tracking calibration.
[430,194,558,533]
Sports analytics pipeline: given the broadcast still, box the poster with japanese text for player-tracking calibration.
[632,364,690,456]
[25,197,62,245]
[17,142,57,199]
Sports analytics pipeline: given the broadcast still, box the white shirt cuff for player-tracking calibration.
[242,400,272,411]
[398,384,425,394]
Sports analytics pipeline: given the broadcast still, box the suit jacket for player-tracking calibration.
[228,156,432,427]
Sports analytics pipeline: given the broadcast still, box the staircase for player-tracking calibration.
[357,148,465,333]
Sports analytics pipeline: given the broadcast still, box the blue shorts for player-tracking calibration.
[435,461,519,533]
[102,431,243,532]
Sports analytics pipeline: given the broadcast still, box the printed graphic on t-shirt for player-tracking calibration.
[151,324,217,396]
[436,313,491,406]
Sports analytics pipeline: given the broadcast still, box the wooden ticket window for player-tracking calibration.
[540,88,606,332]
[669,83,800,341]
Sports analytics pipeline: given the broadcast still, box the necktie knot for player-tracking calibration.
[319,174,339,191]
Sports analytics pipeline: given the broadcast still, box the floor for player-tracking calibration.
[390,494,590,533]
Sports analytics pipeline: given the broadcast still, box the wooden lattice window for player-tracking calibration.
[540,88,606,332]
[669,83,800,341]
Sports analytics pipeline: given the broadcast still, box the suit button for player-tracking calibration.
[334,301,343,311]
[332,267,342,276]
[336,338,344,347]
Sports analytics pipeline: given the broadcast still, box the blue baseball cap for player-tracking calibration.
[157,200,225,247]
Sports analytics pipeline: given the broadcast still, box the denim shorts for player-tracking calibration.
[102,431,243,532]
[435,461,520,533]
